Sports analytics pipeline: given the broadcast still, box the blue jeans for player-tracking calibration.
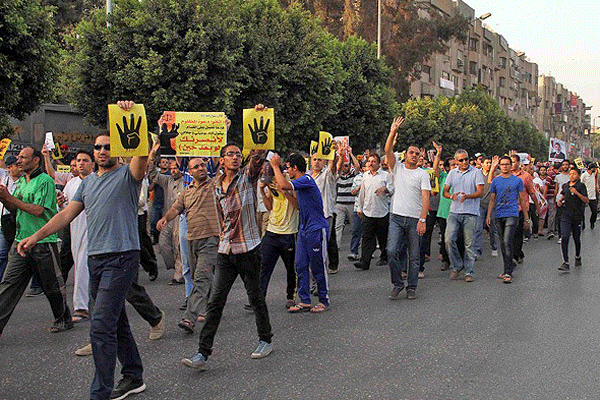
[0,231,11,281]
[496,217,518,275]
[350,211,362,255]
[474,203,499,256]
[446,213,477,276]
[89,250,143,400]
[387,214,421,290]
[179,215,193,298]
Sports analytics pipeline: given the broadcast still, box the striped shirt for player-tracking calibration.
[215,163,262,254]
[170,178,220,240]
[336,173,356,204]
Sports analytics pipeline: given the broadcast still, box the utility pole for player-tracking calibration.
[377,0,381,59]
[106,0,113,28]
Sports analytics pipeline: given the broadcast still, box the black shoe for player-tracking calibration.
[575,257,582,268]
[179,298,188,311]
[547,232,555,240]
[517,257,524,264]
[389,286,404,300]
[375,259,387,266]
[148,271,158,282]
[25,287,44,297]
[354,262,369,270]
[591,222,595,230]
[110,376,146,400]
[440,262,449,271]
[558,263,570,272]
[406,289,416,300]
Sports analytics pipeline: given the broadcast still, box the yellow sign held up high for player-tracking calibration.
[243,108,275,150]
[174,112,227,157]
[310,140,318,156]
[315,131,335,160]
[108,104,149,157]
[0,139,11,159]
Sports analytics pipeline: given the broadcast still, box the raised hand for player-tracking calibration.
[248,116,269,145]
[321,137,332,156]
[116,114,142,149]
[310,142,318,156]
[432,140,442,154]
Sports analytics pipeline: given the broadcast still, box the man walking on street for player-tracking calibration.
[443,149,485,282]
[0,147,72,337]
[18,100,150,400]
[384,117,431,300]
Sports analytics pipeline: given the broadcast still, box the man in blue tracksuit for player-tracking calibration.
[270,153,330,313]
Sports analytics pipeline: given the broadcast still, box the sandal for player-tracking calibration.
[288,303,311,313]
[177,319,194,334]
[310,303,329,313]
[49,321,73,333]
[497,274,507,280]
[285,299,295,309]
[72,310,89,323]
[502,275,512,284]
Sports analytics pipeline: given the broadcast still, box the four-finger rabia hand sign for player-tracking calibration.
[321,137,332,156]
[117,114,142,149]
[249,116,270,145]
[310,141,319,156]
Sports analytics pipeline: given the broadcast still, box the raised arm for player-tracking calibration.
[41,145,56,180]
[384,116,404,172]
[117,100,148,181]
[269,154,293,191]
[432,141,442,177]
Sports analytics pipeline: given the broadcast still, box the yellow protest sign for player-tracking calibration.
[315,131,334,161]
[0,139,11,159]
[51,141,63,160]
[243,108,275,150]
[171,112,227,157]
[108,104,149,157]
[57,165,71,173]
[310,140,318,156]
[574,157,585,170]
[426,169,439,194]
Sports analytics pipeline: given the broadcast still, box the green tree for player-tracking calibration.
[0,0,58,135]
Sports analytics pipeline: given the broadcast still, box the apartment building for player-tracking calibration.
[410,0,589,156]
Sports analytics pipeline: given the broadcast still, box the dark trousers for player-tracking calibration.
[59,226,74,282]
[496,217,518,276]
[259,232,296,300]
[360,214,389,268]
[422,210,438,257]
[556,206,563,236]
[438,218,464,264]
[512,211,525,260]
[149,203,163,242]
[138,212,158,275]
[560,217,582,264]
[89,250,143,400]
[582,199,598,229]
[529,203,539,236]
[327,215,339,271]
[198,248,273,358]
[0,242,71,334]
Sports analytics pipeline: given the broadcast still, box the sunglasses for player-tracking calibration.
[457,158,468,162]
[94,144,110,151]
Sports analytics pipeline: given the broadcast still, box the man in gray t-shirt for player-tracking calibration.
[18,101,151,400]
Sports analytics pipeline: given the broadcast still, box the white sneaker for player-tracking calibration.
[251,341,273,359]
[418,271,425,279]
[491,250,499,257]
[74,343,92,357]
[557,238,562,244]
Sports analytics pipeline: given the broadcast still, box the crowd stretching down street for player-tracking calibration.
[0,101,597,400]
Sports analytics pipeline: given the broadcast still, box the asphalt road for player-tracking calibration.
[2,225,600,400]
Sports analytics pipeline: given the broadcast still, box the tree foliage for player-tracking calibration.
[65,0,399,152]
[0,0,58,135]
[396,87,549,159]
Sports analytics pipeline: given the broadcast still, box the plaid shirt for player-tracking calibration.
[215,162,262,254]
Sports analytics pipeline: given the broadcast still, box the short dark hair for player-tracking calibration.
[561,159,570,165]
[570,167,581,176]
[368,153,381,163]
[286,153,306,173]
[220,143,240,157]
[95,131,110,141]
[75,150,93,161]
[511,154,521,163]
[500,156,512,164]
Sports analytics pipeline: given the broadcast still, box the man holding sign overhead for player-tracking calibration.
[18,101,150,400]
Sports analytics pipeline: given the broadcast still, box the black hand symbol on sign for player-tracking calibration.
[248,116,269,145]
[321,137,332,156]
[310,142,318,156]
[116,114,142,149]
[159,123,179,155]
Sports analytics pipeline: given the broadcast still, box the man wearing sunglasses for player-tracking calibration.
[157,155,220,334]
[17,100,151,400]
[443,149,485,282]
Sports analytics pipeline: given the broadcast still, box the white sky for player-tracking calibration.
[464,0,600,124]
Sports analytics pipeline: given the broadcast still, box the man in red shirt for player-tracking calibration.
[511,154,540,264]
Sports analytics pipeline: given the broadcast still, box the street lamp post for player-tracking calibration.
[377,0,381,59]
[106,0,113,27]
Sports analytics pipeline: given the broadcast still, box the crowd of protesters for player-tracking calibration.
[0,101,596,400]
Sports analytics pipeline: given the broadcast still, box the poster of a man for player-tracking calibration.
[549,138,566,162]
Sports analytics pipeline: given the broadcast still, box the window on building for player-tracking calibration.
[499,57,507,69]
[469,61,477,75]
[469,38,478,52]
[483,43,494,58]
[441,71,450,80]
[453,75,459,87]
[499,77,506,87]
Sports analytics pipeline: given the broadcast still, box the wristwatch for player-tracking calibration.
[419,218,426,223]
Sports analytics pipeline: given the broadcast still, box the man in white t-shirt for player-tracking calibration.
[384,117,431,300]
[581,162,598,229]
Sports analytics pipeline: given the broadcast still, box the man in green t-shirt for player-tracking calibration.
[0,146,72,338]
